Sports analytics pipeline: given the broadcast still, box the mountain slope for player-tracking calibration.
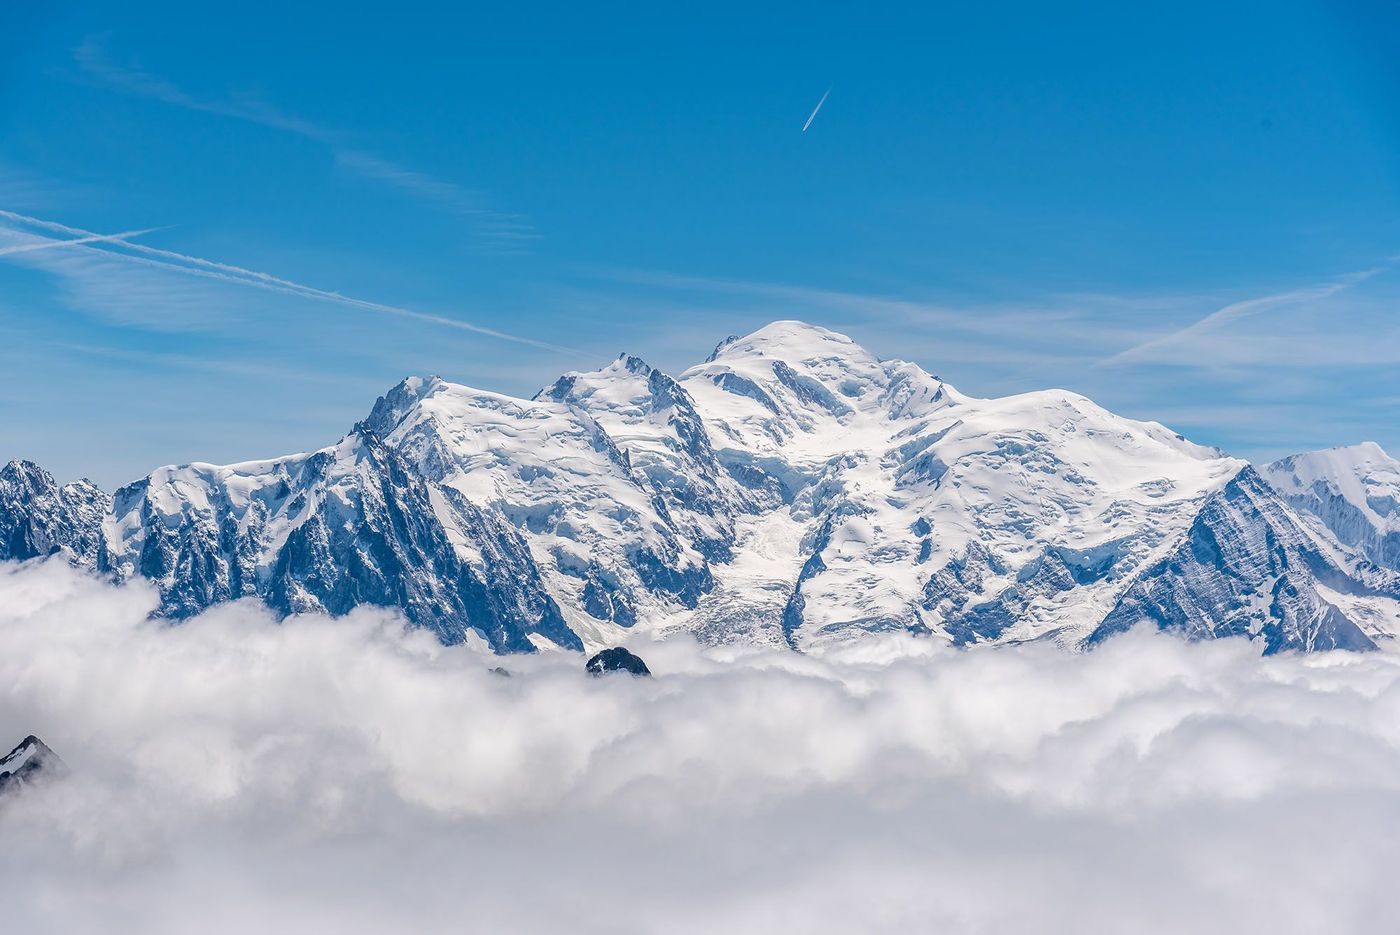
[0,460,108,567]
[1262,443,1400,572]
[365,375,715,643]
[537,353,760,562]
[103,426,576,652]
[659,322,1245,649]
[1089,467,1389,652]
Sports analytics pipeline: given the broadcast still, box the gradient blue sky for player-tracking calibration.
[2,1,1399,487]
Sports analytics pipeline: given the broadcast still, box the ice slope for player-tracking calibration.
[1263,443,1400,572]
[537,353,761,562]
[663,322,1244,649]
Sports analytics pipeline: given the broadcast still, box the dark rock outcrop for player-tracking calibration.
[0,734,67,795]
[0,460,109,567]
[586,647,652,677]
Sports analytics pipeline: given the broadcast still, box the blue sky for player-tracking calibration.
[2,1,1399,487]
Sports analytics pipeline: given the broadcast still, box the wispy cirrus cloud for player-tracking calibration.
[332,151,540,256]
[71,37,538,254]
[0,209,575,352]
[1098,260,1399,367]
[72,37,333,139]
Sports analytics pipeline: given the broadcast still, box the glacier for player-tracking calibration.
[2,320,1397,654]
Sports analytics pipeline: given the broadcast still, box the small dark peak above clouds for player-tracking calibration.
[0,734,67,795]
[586,647,652,677]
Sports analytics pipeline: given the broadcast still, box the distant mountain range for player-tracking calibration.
[3,321,1398,653]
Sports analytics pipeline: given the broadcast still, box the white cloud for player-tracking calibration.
[4,559,1400,932]
[333,151,540,256]
[1098,261,1399,367]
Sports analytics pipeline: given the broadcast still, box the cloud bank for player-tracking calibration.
[3,558,1400,933]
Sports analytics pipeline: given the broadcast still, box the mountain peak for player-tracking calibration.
[612,353,653,376]
[1269,441,1397,476]
[1262,440,1400,569]
[1333,440,1392,463]
[364,375,444,437]
[709,320,874,365]
[2,458,52,485]
[534,353,659,405]
[0,733,65,794]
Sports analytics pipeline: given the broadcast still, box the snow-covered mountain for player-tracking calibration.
[0,735,65,795]
[1089,467,1396,652]
[101,425,576,652]
[3,321,1397,654]
[1262,443,1400,573]
[0,459,108,567]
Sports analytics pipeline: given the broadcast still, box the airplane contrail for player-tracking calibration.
[802,87,831,132]
[0,227,162,256]
[0,209,579,354]
[1097,261,1396,368]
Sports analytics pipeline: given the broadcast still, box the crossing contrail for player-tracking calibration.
[0,209,578,354]
[802,87,831,132]
[0,227,161,256]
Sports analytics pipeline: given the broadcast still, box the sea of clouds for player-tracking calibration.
[4,557,1400,933]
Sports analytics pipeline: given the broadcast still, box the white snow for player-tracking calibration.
[1264,442,1400,535]
[0,737,39,775]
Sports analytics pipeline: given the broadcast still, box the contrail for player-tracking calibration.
[1097,261,1397,368]
[0,227,161,256]
[802,87,831,133]
[0,209,578,354]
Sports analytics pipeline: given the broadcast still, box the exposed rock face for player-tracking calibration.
[371,375,716,642]
[102,428,576,652]
[586,647,652,677]
[0,460,108,566]
[3,321,1399,655]
[0,735,66,795]
[1089,468,1389,652]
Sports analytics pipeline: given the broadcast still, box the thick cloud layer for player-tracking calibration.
[4,558,1400,933]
